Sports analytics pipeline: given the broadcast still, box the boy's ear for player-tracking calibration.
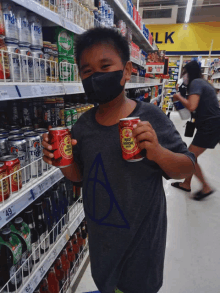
[124,61,132,82]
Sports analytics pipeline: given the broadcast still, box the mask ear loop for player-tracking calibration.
[121,63,128,87]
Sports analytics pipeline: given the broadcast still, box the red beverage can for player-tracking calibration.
[0,155,22,193]
[119,117,144,162]
[49,127,73,168]
[0,162,10,202]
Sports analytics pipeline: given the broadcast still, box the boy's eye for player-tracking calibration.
[102,64,110,69]
[83,69,92,74]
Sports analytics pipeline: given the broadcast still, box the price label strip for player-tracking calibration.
[0,90,9,99]
[3,205,15,221]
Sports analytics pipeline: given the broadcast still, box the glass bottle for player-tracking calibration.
[71,233,80,266]
[34,201,49,255]
[54,258,65,293]
[66,240,75,278]
[43,193,56,245]
[40,277,51,293]
[60,249,70,290]
[23,209,40,264]
[51,188,62,235]
[47,267,59,293]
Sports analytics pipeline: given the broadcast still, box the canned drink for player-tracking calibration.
[43,41,53,82]
[16,7,31,45]
[22,99,33,126]
[35,128,50,172]
[9,100,20,125]
[43,97,57,128]
[7,135,30,184]
[64,108,72,130]
[5,40,21,82]
[28,13,43,48]
[21,126,34,133]
[0,1,5,37]
[0,128,9,136]
[119,117,144,162]
[9,125,20,131]
[9,130,23,136]
[19,45,34,82]
[0,162,10,202]
[24,132,42,178]
[49,127,73,168]
[70,107,77,126]
[0,155,22,193]
[2,1,18,41]
[0,38,10,81]
[0,134,8,156]
[31,46,46,82]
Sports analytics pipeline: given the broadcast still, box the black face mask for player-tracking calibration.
[82,70,124,105]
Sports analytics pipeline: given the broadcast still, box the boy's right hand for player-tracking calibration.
[42,130,77,165]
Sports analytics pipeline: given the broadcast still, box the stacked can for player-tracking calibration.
[0,134,8,157]
[43,41,54,82]
[16,6,31,46]
[24,131,42,178]
[0,162,10,202]
[35,128,51,171]
[31,46,46,82]
[5,40,21,82]
[28,13,43,48]
[19,45,34,82]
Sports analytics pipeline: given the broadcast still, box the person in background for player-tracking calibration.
[42,28,195,293]
[172,60,220,200]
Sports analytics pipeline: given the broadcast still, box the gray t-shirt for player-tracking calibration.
[71,102,195,293]
[189,78,220,126]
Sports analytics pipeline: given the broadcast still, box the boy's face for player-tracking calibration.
[79,43,132,85]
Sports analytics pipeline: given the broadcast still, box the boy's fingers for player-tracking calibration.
[71,139,77,146]
[138,140,151,150]
[42,140,52,150]
[43,156,52,165]
[43,148,54,158]
[42,133,49,142]
[135,132,154,143]
[48,125,52,130]
[132,125,153,138]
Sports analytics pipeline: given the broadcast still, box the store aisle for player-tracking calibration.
[75,112,220,293]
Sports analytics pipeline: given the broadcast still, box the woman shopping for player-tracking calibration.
[172,60,220,200]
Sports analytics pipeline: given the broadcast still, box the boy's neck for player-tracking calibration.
[95,92,137,126]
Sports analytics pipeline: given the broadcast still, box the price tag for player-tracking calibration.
[3,205,15,221]
[50,174,56,185]
[24,281,34,293]
[0,90,9,99]
[32,85,46,97]
[39,264,46,278]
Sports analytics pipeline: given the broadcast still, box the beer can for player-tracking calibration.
[43,41,53,82]
[9,129,24,136]
[31,47,46,82]
[2,1,18,41]
[43,97,56,128]
[9,125,20,131]
[22,99,33,126]
[28,13,43,48]
[119,117,144,162]
[35,128,51,172]
[0,1,5,37]
[64,108,72,130]
[19,45,34,82]
[24,131,42,178]
[5,40,21,82]
[21,126,34,133]
[0,162,10,202]
[9,100,20,126]
[7,135,30,184]
[0,134,8,156]
[70,107,77,126]
[55,97,65,127]
[16,6,31,45]
[0,155,22,193]
[0,128,9,136]
[49,127,73,168]
[0,38,10,81]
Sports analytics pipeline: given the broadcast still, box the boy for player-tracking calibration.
[43,28,195,293]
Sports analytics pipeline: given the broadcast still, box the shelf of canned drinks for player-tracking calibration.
[106,0,154,51]
[0,161,64,228]
[0,200,85,293]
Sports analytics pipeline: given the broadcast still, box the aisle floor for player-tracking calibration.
[75,112,220,293]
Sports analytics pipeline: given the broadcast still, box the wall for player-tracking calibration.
[146,22,220,55]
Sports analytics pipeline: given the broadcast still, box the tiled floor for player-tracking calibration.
[75,112,220,293]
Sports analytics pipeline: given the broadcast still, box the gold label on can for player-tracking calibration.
[121,128,139,154]
[0,171,9,196]
[59,135,73,160]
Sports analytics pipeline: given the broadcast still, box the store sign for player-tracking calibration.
[151,32,175,44]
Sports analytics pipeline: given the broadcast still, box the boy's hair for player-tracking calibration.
[75,27,130,68]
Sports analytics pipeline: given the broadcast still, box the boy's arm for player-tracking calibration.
[132,121,195,180]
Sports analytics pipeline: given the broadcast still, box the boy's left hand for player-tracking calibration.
[132,121,163,161]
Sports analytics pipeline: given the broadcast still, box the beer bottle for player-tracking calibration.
[43,193,56,245]
[60,249,70,290]
[47,267,59,293]
[40,277,51,293]
[76,227,84,258]
[59,180,69,224]
[80,221,87,247]
[34,201,49,255]
[66,241,75,278]
[50,189,62,235]
[54,258,65,293]
[23,209,40,265]
[10,217,33,280]
[71,233,80,267]
[0,227,23,292]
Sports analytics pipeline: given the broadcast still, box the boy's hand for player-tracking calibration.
[132,121,163,161]
[173,92,181,101]
[42,127,77,165]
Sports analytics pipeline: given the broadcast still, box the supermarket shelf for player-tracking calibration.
[12,0,85,35]
[0,168,63,229]
[106,0,153,51]
[68,250,90,293]
[64,83,84,95]
[130,56,141,66]
[125,82,163,89]
[19,207,85,293]
[213,84,220,89]
[211,73,220,80]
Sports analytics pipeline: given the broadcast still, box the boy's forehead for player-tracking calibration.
[80,42,121,64]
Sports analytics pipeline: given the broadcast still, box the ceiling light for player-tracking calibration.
[185,0,193,23]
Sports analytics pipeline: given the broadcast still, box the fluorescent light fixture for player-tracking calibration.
[185,0,193,23]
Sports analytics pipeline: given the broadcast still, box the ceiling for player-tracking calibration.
[133,0,220,23]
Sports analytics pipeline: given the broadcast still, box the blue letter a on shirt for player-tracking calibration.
[84,153,130,229]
